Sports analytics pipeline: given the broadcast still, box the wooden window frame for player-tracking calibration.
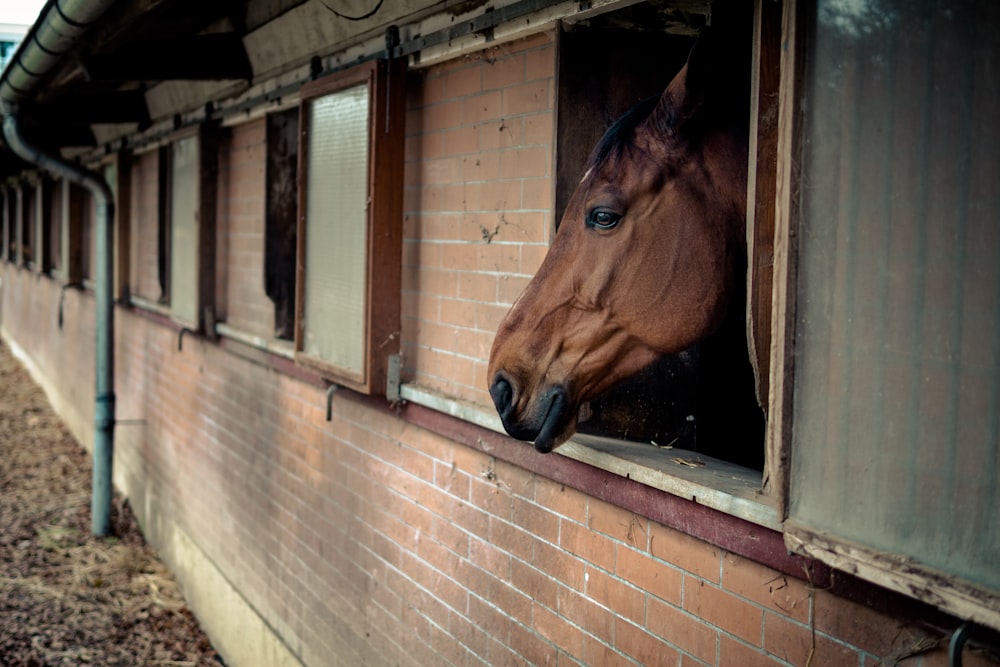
[769,0,1000,632]
[294,58,406,396]
[533,3,783,519]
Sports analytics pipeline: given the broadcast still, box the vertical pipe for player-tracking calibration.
[2,112,116,536]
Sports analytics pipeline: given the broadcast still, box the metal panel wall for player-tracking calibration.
[789,0,999,592]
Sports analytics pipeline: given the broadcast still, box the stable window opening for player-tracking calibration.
[21,181,35,268]
[44,177,60,276]
[265,107,299,342]
[548,3,769,474]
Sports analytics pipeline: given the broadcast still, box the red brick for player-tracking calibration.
[681,653,712,667]
[500,146,550,178]
[479,117,523,150]
[464,90,503,124]
[445,65,482,98]
[556,584,614,645]
[449,496,490,542]
[422,99,463,131]
[522,177,553,211]
[524,112,555,145]
[494,211,549,243]
[470,472,511,521]
[404,213,457,241]
[440,124,478,156]
[763,612,862,667]
[646,596,718,664]
[649,521,722,583]
[448,609,489,658]
[560,518,617,574]
[723,552,811,623]
[581,634,634,667]
[509,620,561,665]
[511,558,560,611]
[498,274,533,304]
[427,623,471,666]
[617,544,682,607]
[475,178,523,210]
[469,534,512,579]
[584,566,644,624]
[720,635,783,667]
[813,589,908,657]
[482,52,526,91]
[589,497,646,547]
[616,618,681,667]
[684,577,764,646]
[510,495,559,546]
[762,612,813,666]
[439,349,479,385]
[525,44,554,82]
[533,602,585,659]
[464,152,501,181]
[502,81,552,116]
[420,156,462,185]
[467,591,513,643]
[457,271,498,302]
[477,301,511,331]
[533,540,585,591]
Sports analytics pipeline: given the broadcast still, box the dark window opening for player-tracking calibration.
[21,184,34,267]
[42,178,58,275]
[79,189,93,282]
[265,107,299,341]
[556,3,765,470]
[4,189,15,262]
[157,146,170,303]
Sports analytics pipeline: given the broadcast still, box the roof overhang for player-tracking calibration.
[0,0,711,181]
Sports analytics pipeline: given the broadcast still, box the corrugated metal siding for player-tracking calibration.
[789,0,999,590]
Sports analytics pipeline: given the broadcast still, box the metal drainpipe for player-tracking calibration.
[2,114,116,537]
[1,0,120,536]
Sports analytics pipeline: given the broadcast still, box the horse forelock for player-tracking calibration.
[589,96,662,172]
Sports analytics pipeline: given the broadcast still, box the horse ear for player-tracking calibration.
[655,10,751,133]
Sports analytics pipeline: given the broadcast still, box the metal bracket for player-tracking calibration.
[325,383,339,421]
[386,353,402,402]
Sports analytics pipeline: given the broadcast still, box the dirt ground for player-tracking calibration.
[0,340,223,666]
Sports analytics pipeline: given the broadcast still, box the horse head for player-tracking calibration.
[488,28,750,453]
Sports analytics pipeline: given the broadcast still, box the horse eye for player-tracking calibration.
[587,208,622,230]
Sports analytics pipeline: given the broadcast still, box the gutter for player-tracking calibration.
[1,0,120,537]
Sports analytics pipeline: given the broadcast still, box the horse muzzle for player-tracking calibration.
[489,374,573,453]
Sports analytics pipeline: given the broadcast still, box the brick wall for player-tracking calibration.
[2,267,997,666]
[401,32,554,409]
[2,28,998,667]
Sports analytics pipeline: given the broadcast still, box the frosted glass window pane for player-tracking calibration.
[170,136,199,324]
[789,1,1000,590]
[303,83,370,375]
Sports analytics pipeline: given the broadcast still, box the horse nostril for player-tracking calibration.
[490,376,514,416]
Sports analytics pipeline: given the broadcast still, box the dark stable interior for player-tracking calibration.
[558,2,765,471]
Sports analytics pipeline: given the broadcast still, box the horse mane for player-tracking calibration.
[589,96,663,170]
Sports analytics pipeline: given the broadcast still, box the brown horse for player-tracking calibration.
[488,28,753,454]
